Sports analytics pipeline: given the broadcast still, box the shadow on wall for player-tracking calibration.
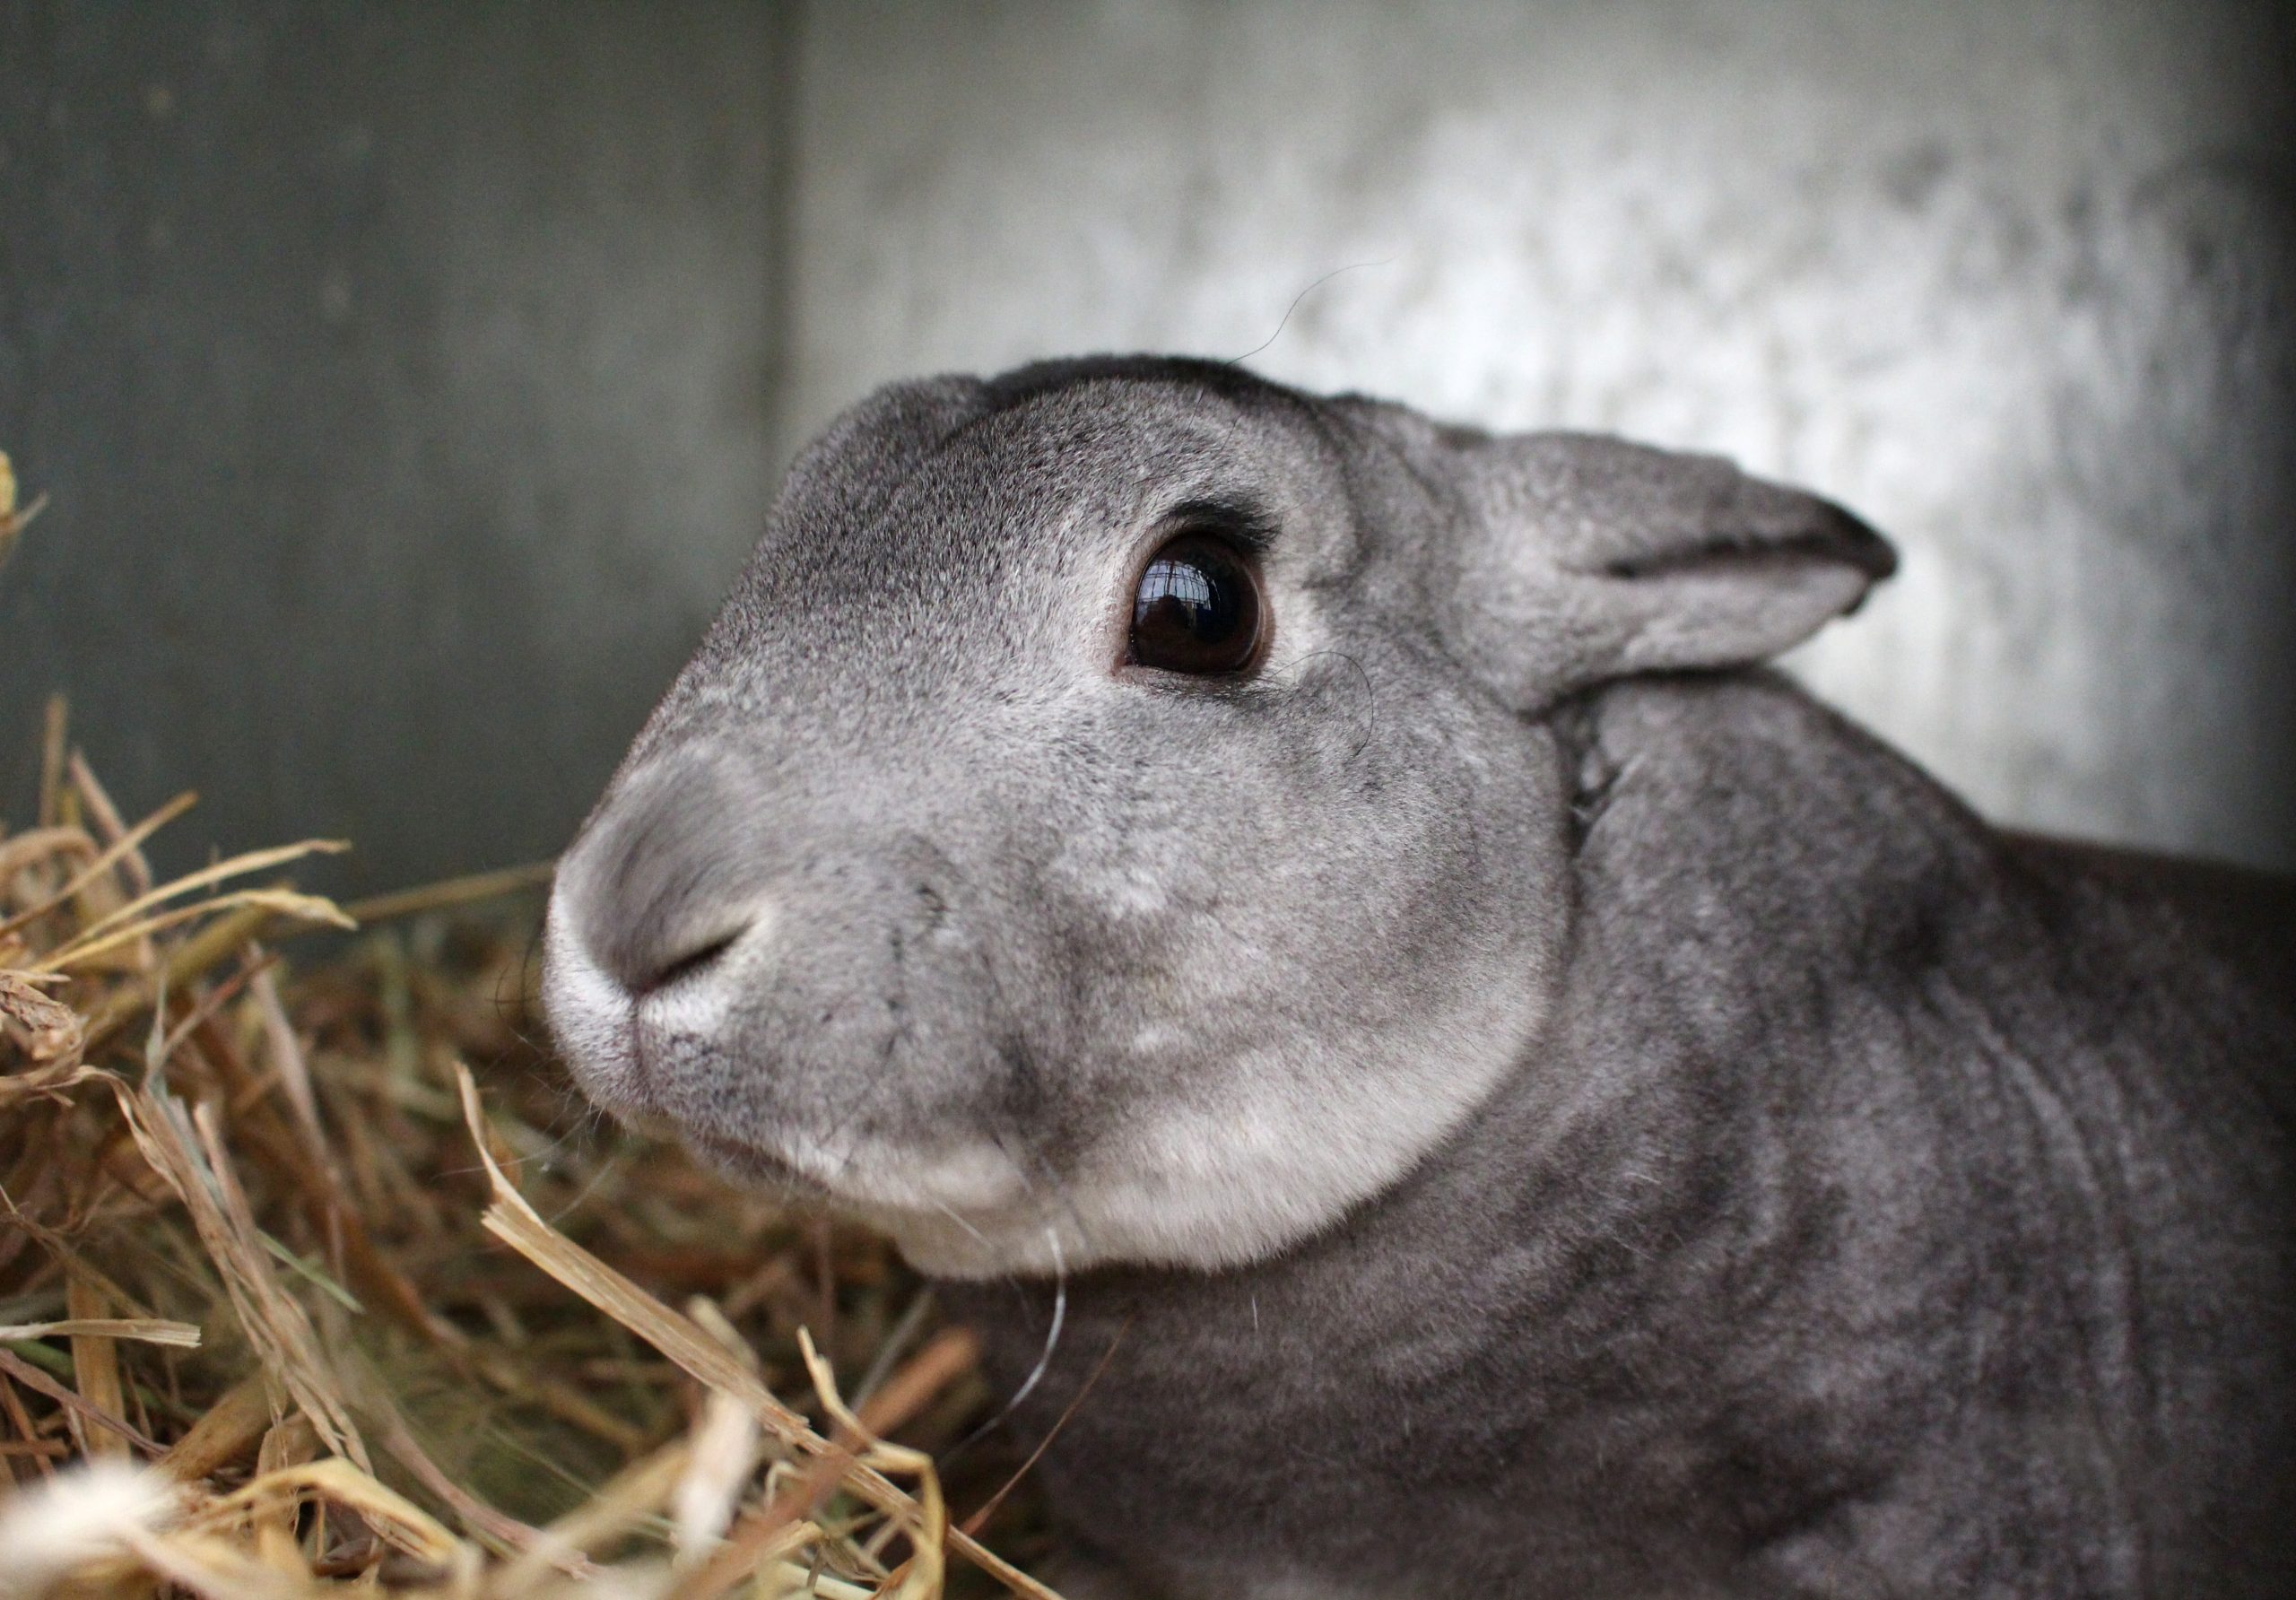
[0,1,794,891]
[2,0,2291,883]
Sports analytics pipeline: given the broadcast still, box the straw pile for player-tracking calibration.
[0,462,1059,1598]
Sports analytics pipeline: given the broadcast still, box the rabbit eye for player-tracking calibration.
[1127,533,1265,677]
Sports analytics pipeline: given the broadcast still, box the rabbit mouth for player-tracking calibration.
[683,1129,833,1199]
[676,1114,1039,1222]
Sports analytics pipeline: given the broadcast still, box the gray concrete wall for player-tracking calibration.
[788,0,2296,870]
[0,2,794,891]
[4,1,2292,886]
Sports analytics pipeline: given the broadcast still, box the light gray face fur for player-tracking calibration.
[543,357,1890,1278]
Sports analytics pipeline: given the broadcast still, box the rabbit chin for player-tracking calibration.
[814,1031,1526,1282]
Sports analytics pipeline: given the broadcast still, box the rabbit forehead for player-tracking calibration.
[771,377,1356,594]
[648,381,1356,752]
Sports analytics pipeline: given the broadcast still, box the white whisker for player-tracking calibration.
[1004,1225,1067,1417]
[940,1224,1069,1470]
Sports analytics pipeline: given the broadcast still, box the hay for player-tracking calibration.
[0,686,1062,1598]
[0,450,45,578]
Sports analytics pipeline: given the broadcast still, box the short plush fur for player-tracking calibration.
[544,356,2295,1597]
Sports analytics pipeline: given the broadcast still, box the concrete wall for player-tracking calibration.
[4,1,2292,885]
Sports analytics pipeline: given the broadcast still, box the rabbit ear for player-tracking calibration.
[1346,403,1894,710]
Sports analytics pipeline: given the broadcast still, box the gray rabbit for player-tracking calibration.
[543,356,2295,1598]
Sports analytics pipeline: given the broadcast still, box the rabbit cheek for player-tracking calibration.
[955,676,1567,1274]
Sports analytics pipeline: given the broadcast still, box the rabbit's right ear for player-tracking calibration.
[1342,399,1895,711]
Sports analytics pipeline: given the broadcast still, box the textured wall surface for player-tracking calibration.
[788,0,2296,869]
[0,2,792,890]
[4,2,2292,883]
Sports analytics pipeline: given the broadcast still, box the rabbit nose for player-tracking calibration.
[554,753,777,997]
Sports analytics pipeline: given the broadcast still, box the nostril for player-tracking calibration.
[636,926,744,996]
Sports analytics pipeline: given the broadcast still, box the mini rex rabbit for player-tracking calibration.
[543,356,2295,1598]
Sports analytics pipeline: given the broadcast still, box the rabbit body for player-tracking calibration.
[950,674,2296,1598]
[544,357,2295,1597]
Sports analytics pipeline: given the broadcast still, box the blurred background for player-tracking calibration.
[3,0,2292,891]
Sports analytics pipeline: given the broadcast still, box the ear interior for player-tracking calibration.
[1590,491,1896,674]
[1429,429,1899,708]
[1594,513,1898,587]
[1590,543,1888,680]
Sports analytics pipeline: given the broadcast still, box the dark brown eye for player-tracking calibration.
[1127,533,1265,676]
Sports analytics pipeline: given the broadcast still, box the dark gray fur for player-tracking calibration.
[544,356,2295,1598]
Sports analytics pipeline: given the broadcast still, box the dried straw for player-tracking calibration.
[1,685,1060,1596]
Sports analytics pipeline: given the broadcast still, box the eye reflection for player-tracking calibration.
[1138,559,1214,614]
[1127,533,1264,676]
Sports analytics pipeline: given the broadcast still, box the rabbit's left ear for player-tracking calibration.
[1346,403,1895,710]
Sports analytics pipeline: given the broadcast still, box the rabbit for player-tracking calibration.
[542,355,2296,1598]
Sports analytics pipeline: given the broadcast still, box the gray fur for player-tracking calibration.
[544,355,2294,1597]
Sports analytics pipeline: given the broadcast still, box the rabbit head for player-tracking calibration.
[543,356,1891,1277]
